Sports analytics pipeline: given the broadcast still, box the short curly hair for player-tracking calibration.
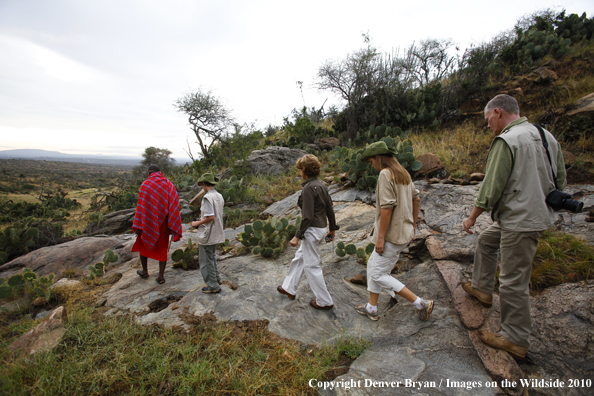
[296,154,321,178]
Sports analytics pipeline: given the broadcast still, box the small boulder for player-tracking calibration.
[566,92,594,116]
[416,153,445,177]
[9,306,67,355]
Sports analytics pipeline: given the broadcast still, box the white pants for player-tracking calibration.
[367,241,408,296]
[282,227,333,307]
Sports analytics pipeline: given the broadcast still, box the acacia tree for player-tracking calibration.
[174,89,234,160]
[140,146,176,174]
[400,39,457,88]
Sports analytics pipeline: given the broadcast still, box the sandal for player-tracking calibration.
[137,269,149,278]
[156,278,165,284]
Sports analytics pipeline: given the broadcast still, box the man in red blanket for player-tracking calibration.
[132,164,183,284]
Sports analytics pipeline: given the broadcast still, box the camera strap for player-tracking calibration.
[533,124,560,191]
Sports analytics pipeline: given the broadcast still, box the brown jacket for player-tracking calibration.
[296,177,337,239]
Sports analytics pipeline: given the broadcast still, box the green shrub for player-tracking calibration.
[0,218,39,264]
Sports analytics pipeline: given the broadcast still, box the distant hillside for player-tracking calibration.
[0,149,188,166]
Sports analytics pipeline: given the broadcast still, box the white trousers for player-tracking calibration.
[282,227,333,307]
[367,241,408,296]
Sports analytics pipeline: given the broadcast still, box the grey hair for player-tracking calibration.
[484,94,520,115]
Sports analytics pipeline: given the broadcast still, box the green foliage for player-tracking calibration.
[190,124,263,177]
[335,242,375,263]
[107,189,139,212]
[0,192,80,223]
[218,175,248,204]
[239,216,301,258]
[497,11,593,72]
[329,126,421,192]
[0,218,39,264]
[0,268,54,301]
[171,239,199,270]
[88,249,119,279]
[281,107,334,145]
[138,147,176,175]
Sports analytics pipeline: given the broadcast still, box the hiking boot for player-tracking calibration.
[477,330,527,359]
[462,282,493,307]
[277,286,295,300]
[202,286,221,294]
[355,304,379,321]
[416,299,434,321]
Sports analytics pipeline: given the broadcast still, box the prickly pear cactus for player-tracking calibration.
[171,239,199,270]
[88,249,119,279]
[329,126,422,192]
[335,242,375,263]
[239,215,301,258]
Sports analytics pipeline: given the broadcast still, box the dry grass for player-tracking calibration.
[531,230,594,291]
[410,120,494,174]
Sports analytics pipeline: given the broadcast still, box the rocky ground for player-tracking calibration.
[2,182,593,396]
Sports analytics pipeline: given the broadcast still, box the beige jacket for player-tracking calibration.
[372,169,419,245]
[493,122,560,231]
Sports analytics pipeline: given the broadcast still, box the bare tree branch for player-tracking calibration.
[174,89,234,160]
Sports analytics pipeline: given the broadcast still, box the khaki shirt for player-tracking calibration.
[372,169,419,245]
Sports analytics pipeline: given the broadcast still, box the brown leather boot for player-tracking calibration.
[462,282,493,307]
[477,330,528,359]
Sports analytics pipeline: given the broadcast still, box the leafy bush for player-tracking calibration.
[282,107,333,145]
[0,218,39,264]
[0,192,80,223]
[239,216,301,258]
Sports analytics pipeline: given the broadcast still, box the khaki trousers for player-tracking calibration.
[472,222,542,348]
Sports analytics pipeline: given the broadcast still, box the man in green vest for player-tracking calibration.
[462,94,566,359]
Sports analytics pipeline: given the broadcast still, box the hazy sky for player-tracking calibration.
[1,0,592,160]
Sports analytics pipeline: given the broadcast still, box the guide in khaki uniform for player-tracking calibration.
[191,173,225,294]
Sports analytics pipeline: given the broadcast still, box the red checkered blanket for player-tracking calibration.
[132,172,182,250]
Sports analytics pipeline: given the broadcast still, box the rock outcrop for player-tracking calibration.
[244,146,309,175]
[3,181,594,395]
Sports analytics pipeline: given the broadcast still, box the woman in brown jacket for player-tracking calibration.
[277,154,339,310]
[355,141,434,321]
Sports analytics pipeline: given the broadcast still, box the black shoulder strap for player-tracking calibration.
[533,124,559,190]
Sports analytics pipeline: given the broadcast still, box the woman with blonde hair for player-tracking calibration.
[355,141,434,321]
[277,154,339,310]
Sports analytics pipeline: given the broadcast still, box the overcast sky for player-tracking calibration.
[1,0,592,160]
